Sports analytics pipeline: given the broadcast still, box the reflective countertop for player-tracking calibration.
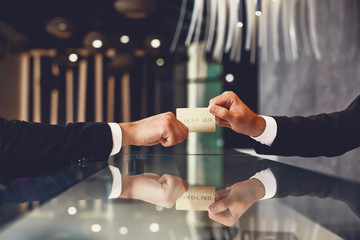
[0,146,359,240]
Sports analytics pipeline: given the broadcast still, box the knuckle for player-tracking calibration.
[165,112,175,119]
[223,91,235,97]
[217,202,227,210]
[162,142,171,147]
[160,113,175,127]
[163,119,173,128]
[166,136,176,144]
[218,109,227,118]
[162,174,171,179]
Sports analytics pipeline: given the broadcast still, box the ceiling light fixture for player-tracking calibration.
[120,35,130,44]
[150,39,161,49]
[68,53,78,62]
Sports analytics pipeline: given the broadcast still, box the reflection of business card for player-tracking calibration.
[176,108,216,132]
[176,186,215,211]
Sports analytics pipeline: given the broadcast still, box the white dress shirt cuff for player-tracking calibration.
[251,116,277,146]
[250,168,277,200]
[108,166,122,199]
[108,123,122,155]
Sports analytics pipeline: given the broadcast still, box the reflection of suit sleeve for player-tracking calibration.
[0,163,109,205]
[0,118,113,177]
[254,95,360,157]
[263,161,339,198]
[260,161,360,217]
[64,167,114,200]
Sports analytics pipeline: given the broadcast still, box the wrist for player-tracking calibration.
[119,123,134,146]
[248,178,266,201]
[119,175,137,198]
[249,115,266,137]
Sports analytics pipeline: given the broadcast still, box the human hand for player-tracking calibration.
[208,91,265,137]
[121,173,188,208]
[119,112,189,147]
[208,179,265,226]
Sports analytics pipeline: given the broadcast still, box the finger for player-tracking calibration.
[177,120,189,139]
[158,174,179,189]
[160,121,186,147]
[208,197,231,214]
[142,173,161,180]
[159,129,179,147]
[208,210,237,227]
[173,118,189,142]
[215,117,231,128]
[163,174,189,191]
[159,137,169,146]
[215,188,231,201]
[209,92,234,109]
[157,114,180,147]
[158,174,188,207]
[144,140,160,146]
[158,174,170,184]
[168,112,189,143]
[182,179,189,191]
[159,113,190,147]
[159,174,188,191]
[209,105,234,123]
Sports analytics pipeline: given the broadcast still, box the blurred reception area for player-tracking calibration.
[0,0,360,239]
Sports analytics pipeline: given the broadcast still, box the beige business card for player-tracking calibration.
[176,108,216,132]
[176,186,215,211]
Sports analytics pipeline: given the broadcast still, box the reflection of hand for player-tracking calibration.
[121,173,188,208]
[119,112,189,147]
[208,91,265,137]
[208,179,265,226]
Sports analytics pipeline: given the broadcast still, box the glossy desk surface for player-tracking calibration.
[0,147,359,240]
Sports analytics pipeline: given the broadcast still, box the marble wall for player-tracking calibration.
[259,0,360,182]
[258,1,360,235]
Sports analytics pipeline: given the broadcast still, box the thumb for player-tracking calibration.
[142,173,161,181]
[208,197,232,214]
[158,174,171,187]
[209,105,233,122]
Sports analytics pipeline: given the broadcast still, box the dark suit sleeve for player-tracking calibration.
[254,95,360,157]
[0,118,113,176]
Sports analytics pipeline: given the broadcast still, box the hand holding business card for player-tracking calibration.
[176,108,216,132]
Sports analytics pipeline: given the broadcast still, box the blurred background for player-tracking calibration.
[0,0,360,177]
[1,1,360,239]
[0,0,259,153]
